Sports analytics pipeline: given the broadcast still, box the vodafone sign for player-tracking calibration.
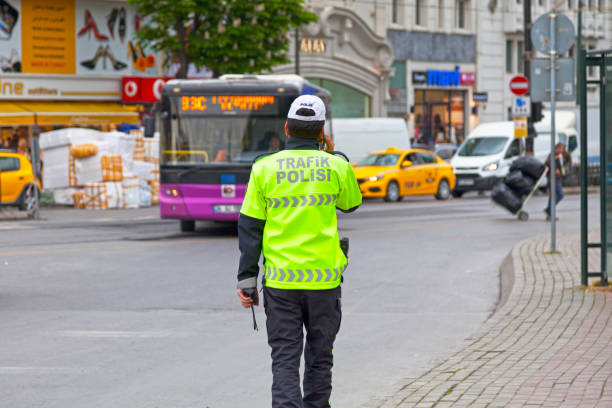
[509,75,529,96]
[121,77,173,103]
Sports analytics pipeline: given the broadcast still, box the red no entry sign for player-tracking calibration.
[509,75,529,96]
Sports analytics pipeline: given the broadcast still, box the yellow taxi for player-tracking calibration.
[353,147,456,201]
[0,151,40,211]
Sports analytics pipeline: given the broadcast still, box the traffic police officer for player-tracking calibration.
[236,95,362,408]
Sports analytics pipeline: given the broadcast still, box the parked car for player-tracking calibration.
[450,122,524,197]
[353,147,456,201]
[0,152,40,211]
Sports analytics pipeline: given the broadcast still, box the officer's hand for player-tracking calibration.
[237,289,259,308]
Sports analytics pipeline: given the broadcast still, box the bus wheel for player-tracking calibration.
[180,220,195,232]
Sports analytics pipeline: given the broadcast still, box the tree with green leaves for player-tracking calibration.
[127,0,317,78]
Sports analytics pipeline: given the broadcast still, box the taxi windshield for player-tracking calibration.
[356,153,401,167]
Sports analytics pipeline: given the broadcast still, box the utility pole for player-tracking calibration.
[295,28,300,75]
[524,0,535,155]
[576,0,582,105]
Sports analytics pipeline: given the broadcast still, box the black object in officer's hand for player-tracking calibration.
[242,288,259,331]
[340,237,349,258]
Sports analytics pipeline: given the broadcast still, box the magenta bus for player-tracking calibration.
[154,75,331,231]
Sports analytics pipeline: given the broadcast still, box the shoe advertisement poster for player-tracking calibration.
[0,0,21,72]
[2,0,156,76]
[75,0,155,75]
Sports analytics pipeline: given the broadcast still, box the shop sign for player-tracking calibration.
[427,66,461,87]
[0,0,157,76]
[411,71,427,85]
[472,92,488,102]
[300,38,327,54]
[460,72,475,86]
[0,74,121,100]
[121,77,173,103]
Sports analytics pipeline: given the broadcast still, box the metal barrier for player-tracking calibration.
[579,48,611,287]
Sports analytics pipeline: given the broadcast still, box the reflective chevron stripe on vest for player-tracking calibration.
[264,265,345,285]
[267,194,337,209]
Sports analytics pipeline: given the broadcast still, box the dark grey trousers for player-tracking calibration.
[263,286,342,408]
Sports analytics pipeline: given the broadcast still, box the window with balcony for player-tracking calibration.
[506,40,513,73]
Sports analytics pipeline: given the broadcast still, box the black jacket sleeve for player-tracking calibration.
[237,213,265,288]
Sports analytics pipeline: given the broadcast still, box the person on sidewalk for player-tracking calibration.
[236,95,362,408]
[544,142,570,221]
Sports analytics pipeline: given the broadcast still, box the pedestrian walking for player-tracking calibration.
[544,142,570,221]
[236,95,362,408]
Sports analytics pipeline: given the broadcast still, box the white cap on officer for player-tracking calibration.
[287,95,326,122]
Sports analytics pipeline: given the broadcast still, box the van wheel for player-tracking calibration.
[451,190,464,198]
[435,179,451,200]
[384,181,400,202]
[180,220,195,232]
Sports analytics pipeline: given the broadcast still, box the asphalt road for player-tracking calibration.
[0,192,597,408]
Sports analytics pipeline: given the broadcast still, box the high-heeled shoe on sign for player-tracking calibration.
[118,8,126,42]
[107,8,118,39]
[80,45,105,70]
[78,10,109,41]
[103,45,127,71]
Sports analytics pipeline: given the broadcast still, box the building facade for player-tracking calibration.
[278,0,611,142]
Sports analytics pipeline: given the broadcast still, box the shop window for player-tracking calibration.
[0,157,20,172]
[390,61,407,89]
[506,40,513,73]
[307,78,370,118]
[413,90,466,145]
[517,41,524,73]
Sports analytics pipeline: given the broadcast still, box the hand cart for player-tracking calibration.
[514,167,548,221]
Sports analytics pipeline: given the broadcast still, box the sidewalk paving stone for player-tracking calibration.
[376,233,612,407]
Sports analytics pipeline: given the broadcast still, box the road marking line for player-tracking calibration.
[53,330,174,338]
[0,238,225,257]
[0,366,84,374]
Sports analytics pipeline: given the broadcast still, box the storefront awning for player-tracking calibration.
[0,101,140,126]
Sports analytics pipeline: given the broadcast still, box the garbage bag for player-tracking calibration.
[491,182,522,214]
[504,170,535,197]
[509,156,545,179]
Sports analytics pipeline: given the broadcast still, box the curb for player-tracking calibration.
[373,233,612,407]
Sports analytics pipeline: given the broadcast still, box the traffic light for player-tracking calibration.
[532,102,543,124]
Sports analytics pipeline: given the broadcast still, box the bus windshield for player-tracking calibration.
[162,97,286,166]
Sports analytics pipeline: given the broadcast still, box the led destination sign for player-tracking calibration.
[180,95,277,114]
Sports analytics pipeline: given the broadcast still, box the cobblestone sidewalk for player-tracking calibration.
[376,233,612,408]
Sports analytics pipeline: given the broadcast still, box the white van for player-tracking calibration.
[450,122,525,197]
[331,118,410,163]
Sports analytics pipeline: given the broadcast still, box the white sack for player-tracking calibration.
[75,155,103,186]
[122,173,139,209]
[52,188,78,206]
[104,182,124,209]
